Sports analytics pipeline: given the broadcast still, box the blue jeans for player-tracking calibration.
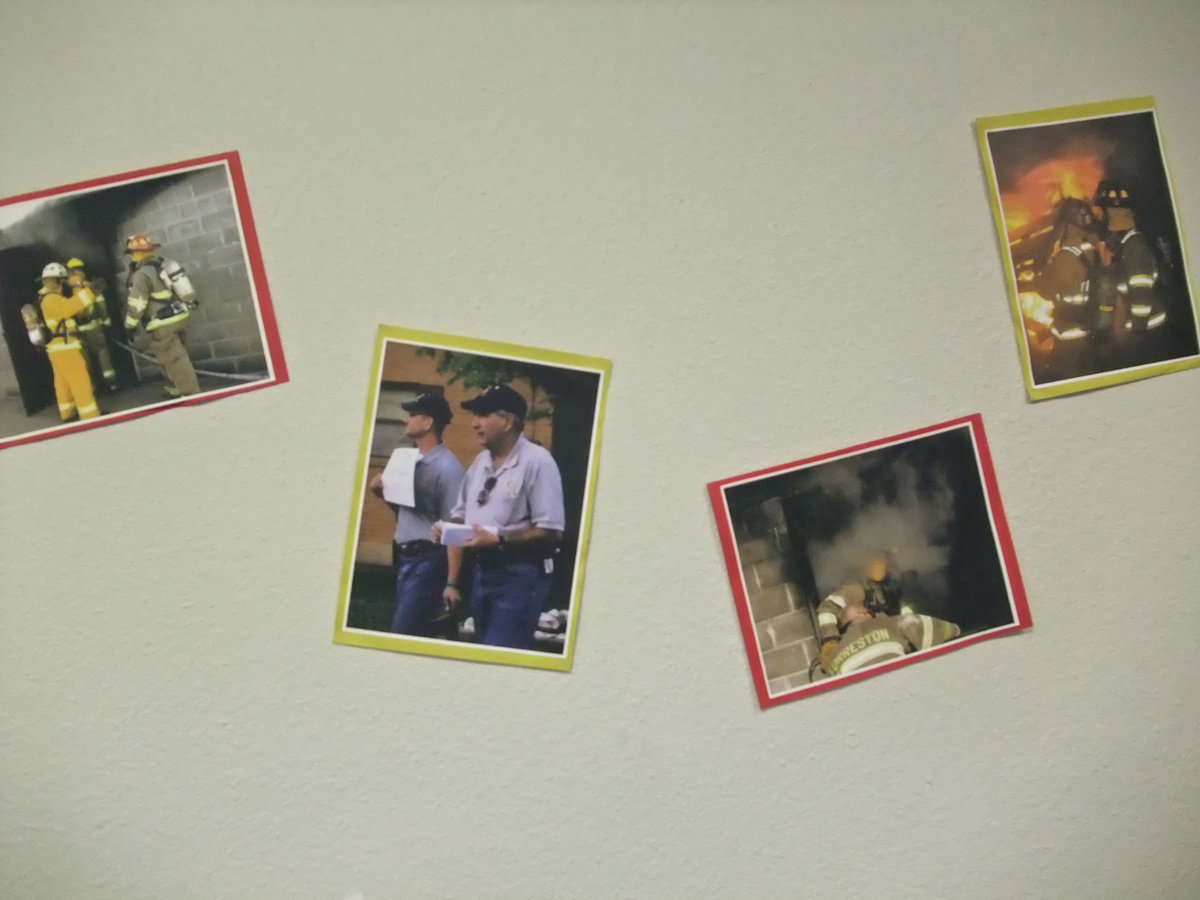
[390,546,450,637]
[470,558,553,649]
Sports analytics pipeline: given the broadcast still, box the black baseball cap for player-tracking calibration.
[401,392,452,426]
[461,383,527,419]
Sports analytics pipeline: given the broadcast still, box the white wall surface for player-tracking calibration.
[3,2,1199,897]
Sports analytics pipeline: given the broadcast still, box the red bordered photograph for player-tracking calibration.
[708,414,1030,709]
[0,152,287,450]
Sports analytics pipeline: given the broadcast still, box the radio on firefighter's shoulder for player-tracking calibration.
[159,258,197,306]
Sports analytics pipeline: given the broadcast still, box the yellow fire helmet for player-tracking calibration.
[866,554,889,583]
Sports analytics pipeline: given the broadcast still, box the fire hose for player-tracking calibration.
[110,334,266,383]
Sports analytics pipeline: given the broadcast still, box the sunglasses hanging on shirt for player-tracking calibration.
[476,476,498,506]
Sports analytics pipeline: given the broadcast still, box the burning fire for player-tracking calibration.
[1020,291,1055,357]
[1001,155,1105,239]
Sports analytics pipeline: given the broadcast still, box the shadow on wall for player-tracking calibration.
[0,244,59,414]
[0,166,268,416]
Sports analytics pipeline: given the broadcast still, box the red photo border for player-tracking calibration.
[707,413,1031,709]
[0,151,288,450]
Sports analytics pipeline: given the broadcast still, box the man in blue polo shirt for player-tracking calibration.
[433,383,565,649]
[369,392,464,638]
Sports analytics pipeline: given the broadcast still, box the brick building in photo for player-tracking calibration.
[731,498,822,694]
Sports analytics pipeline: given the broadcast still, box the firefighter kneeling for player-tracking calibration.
[122,234,200,398]
[815,553,909,667]
[815,598,961,680]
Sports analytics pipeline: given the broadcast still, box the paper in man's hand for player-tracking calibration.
[439,523,497,546]
[381,448,420,506]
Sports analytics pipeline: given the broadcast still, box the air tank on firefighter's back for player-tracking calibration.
[159,258,197,305]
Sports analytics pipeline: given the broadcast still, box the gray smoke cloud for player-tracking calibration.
[807,455,955,608]
[0,199,60,249]
[0,198,100,262]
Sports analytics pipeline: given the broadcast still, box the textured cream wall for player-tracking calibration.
[3,2,1199,897]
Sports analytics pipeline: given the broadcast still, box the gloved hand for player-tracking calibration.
[819,639,838,674]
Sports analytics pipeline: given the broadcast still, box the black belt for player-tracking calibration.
[475,546,555,566]
[394,539,436,556]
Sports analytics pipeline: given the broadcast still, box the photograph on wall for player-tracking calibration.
[977,96,1200,401]
[708,414,1030,709]
[334,325,611,672]
[0,152,287,450]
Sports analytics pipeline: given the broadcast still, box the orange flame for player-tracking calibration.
[1000,155,1105,239]
[1020,291,1056,357]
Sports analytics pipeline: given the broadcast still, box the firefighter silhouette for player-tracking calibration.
[1034,197,1106,380]
[1093,180,1165,357]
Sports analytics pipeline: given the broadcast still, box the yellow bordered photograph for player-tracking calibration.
[977,97,1200,400]
[334,325,611,671]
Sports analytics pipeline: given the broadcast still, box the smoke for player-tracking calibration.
[0,198,51,237]
[807,454,955,606]
[0,199,63,250]
[0,198,101,263]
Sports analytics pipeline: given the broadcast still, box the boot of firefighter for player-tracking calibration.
[148,322,200,396]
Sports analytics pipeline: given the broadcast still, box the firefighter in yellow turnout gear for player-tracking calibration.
[122,234,200,398]
[38,262,101,421]
[66,258,118,392]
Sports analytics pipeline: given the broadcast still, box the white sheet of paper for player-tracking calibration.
[381,448,420,506]
[439,523,497,546]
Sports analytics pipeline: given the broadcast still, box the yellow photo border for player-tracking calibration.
[976,96,1200,400]
[332,324,612,671]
